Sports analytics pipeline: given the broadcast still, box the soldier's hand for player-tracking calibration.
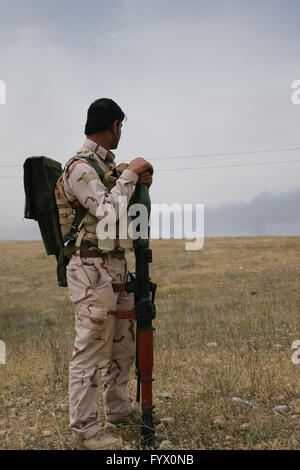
[138,171,153,188]
[127,157,154,176]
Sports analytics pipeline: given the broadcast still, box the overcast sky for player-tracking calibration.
[1,0,300,239]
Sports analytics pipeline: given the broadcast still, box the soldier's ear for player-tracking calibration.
[111,120,120,136]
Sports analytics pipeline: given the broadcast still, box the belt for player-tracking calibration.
[74,249,125,259]
[74,249,104,258]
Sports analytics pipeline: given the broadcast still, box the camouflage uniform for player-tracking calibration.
[57,138,138,440]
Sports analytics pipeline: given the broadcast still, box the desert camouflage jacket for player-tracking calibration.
[56,138,138,248]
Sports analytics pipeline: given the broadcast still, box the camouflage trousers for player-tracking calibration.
[67,251,136,440]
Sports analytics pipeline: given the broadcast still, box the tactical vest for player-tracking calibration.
[55,152,132,254]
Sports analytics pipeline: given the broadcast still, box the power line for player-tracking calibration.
[158,159,300,171]
[2,146,300,168]
[0,164,23,167]
[144,146,300,161]
[1,158,300,177]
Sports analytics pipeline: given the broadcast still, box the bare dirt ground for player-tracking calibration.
[1,237,300,450]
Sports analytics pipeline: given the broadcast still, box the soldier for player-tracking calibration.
[56,98,153,450]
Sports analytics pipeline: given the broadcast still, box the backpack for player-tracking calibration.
[23,155,106,287]
[24,156,64,258]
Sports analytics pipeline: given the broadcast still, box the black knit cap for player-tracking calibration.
[85,98,125,135]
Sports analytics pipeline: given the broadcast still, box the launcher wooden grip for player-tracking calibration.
[138,330,154,409]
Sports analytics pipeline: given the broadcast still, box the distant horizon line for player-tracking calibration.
[1,235,300,242]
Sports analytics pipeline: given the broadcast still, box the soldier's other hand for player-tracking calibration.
[127,157,154,176]
[138,171,153,188]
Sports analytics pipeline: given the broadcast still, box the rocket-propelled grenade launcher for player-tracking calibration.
[125,183,157,448]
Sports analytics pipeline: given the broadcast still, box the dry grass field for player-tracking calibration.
[1,237,300,450]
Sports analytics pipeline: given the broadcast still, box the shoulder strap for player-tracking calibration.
[64,152,105,182]
[80,153,105,181]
